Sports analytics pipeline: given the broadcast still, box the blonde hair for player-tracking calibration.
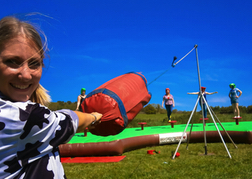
[0,16,51,105]
[30,84,51,106]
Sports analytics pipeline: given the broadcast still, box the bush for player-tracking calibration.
[211,106,220,113]
[239,106,247,113]
[143,104,156,114]
[247,105,252,113]
[220,106,233,114]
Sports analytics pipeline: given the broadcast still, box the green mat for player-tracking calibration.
[68,121,252,144]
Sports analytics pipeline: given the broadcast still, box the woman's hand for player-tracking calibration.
[90,112,102,125]
[87,112,102,130]
[75,111,103,133]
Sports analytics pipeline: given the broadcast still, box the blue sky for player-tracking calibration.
[2,0,252,111]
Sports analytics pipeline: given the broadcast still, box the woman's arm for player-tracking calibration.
[76,95,81,110]
[74,111,102,133]
[187,92,199,95]
[237,89,242,97]
[172,97,175,107]
[205,91,218,95]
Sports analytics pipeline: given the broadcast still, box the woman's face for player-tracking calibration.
[0,36,42,102]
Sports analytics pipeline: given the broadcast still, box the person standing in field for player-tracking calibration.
[76,87,87,111]
[187,87,217,118]
[162,88,175,122]
[229,83,242,118]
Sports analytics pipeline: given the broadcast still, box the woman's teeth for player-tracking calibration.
[12,84,29,89]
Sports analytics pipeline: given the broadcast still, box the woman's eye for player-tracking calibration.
[4,59,20,68]
[3,58,43,70]
[28,60,42,69]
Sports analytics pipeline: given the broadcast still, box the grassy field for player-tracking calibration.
[63,113,252,179]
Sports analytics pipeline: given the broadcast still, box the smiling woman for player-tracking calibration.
[0,16,50,105]
[0,36,44,102]
[0,16,102,179]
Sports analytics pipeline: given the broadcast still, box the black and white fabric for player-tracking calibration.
[0,93,78,179]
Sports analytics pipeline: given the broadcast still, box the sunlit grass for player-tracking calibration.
[63,143,252,179]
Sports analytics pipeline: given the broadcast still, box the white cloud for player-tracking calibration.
[208,96,229,103]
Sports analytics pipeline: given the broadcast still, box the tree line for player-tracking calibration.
[141,104,252,114]
[48,101,77,111]
[47,101,252,114]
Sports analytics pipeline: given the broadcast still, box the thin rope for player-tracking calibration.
[147,46,196,86]
[147,68,172,86]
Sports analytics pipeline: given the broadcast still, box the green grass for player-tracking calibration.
[63,113,252,179]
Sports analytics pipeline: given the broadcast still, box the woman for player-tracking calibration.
[187,87,217,118]
[0,16,102,178]
[76,87,87,111]
[229,83,242,118]
[162,88,175,122]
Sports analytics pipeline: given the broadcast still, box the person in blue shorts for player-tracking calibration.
[229,83,242,118]
[0,16,102,179]
[188,87,218,118]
